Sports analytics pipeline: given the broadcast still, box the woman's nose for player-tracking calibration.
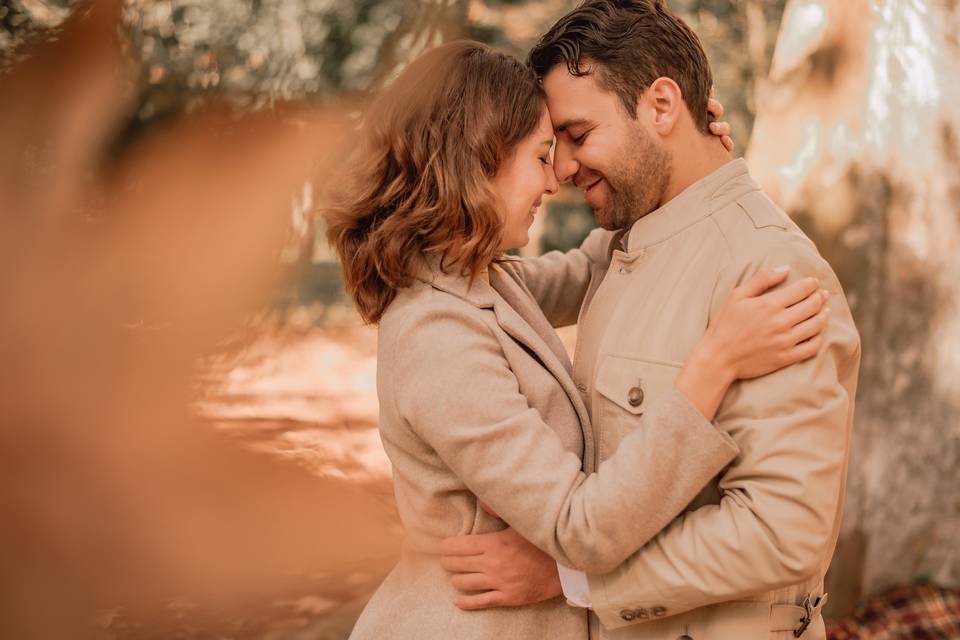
[552,141,579,184]
[544,164,559,195]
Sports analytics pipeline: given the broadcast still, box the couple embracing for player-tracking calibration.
[326,1,860,638]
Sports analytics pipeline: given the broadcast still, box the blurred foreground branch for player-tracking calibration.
[0,2,398,638]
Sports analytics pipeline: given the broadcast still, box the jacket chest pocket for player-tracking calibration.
[594,354,681,460]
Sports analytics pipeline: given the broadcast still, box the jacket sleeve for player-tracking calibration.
[584,243,861,628]
[390,302,739,574]
[509,227,613,328]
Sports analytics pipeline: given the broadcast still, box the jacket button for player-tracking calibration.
[652,606,667,617]
[627,386,644,407]
[619,609,636,621]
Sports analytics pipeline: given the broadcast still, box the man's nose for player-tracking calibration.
[552,140,579,184]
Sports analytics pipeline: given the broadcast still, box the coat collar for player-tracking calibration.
[624,158,759,252]
[415,257,570,373]
[415,256,595,470]
[488,265,573,376]
[414,255,497,309]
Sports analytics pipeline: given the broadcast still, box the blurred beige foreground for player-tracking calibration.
[0,2,398,638]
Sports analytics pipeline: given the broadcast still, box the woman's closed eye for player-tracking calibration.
[571,132,587,145]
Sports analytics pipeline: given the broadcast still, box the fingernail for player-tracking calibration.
[774,265,790,273]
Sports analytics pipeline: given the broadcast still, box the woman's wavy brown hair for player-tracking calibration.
[324,40,545,323]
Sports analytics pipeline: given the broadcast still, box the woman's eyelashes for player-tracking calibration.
[571,132,587,145]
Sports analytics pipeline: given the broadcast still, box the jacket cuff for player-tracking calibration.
[586,570,675,629]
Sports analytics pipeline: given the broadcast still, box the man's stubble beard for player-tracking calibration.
[595,126,672,231]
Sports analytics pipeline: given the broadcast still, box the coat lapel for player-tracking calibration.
[489,266,573,374]
[415,259,595,471]
[489,265,595,472]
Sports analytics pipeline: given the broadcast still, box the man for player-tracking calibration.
[439,1,861,638]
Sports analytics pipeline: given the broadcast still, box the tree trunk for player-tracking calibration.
[747,0,960,617]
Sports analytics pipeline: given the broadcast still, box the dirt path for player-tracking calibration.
[97,326,399,639]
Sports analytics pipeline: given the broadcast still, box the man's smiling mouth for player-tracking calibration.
[582,178,604,199]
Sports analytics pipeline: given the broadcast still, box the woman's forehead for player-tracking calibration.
[537,109,556,138]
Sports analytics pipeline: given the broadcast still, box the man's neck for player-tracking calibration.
[659,134,733,206]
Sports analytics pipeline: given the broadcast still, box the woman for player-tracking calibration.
[325,41,828,639]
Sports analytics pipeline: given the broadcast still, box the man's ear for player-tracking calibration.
[640,77,683,136]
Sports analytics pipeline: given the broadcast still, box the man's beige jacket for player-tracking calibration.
[348,243,740,639]
[522,159,860,640]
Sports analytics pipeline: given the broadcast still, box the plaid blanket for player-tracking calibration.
[827,583,960,639]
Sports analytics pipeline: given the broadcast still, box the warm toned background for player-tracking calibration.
[1,1,958,638]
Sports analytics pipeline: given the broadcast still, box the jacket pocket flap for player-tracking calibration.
[594,355,681,415]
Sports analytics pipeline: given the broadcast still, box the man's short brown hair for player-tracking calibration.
[528,0,714,134]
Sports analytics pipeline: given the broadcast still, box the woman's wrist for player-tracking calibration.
[694,337,737,388]
[675,339,737,421]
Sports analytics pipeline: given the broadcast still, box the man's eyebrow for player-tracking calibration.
[555,118,591,133]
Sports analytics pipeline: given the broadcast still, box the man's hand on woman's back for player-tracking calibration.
[440,528,562,609]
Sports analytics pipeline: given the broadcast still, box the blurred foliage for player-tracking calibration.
[122,0,466,120]
[540,199,598,255]
[1,0,788,320]
[670,0,788,152]
[2,0,787,159]
[3,0,466,119]
[0,0,75,70]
